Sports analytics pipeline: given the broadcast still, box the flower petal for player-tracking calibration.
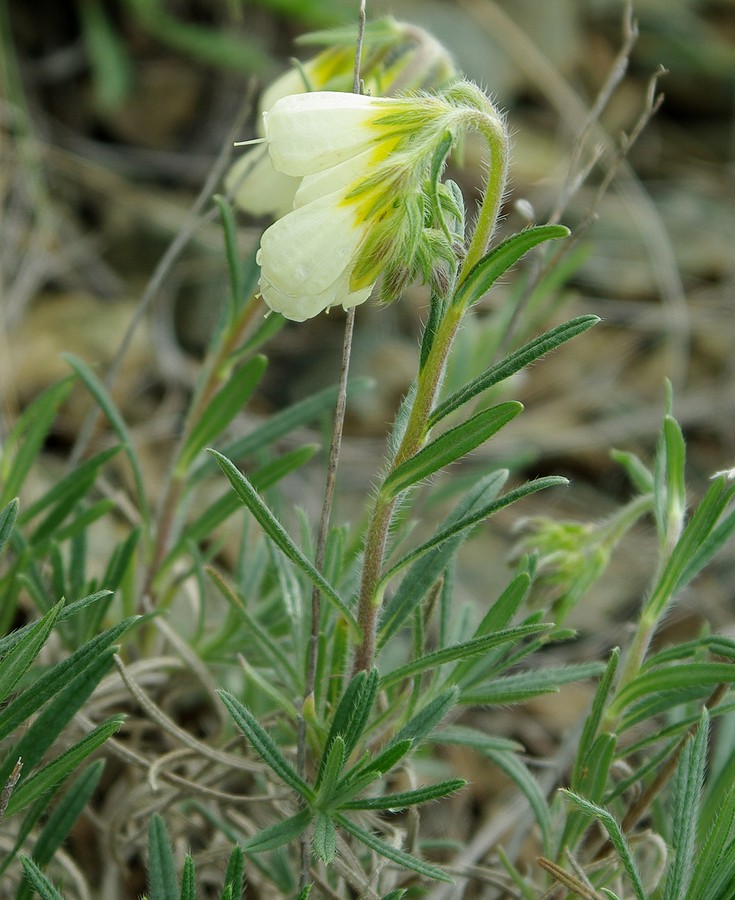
[257,192,366,295]
[225,147,299,217]
[264,92,391,176]
[259,269,373,321]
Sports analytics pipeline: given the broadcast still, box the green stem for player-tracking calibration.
[352,115,509,673]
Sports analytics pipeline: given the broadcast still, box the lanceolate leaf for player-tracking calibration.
[241,808,312,854]
[341,777,466,811]
[460,661,604,706]
[611,662,735,717]
[218,691,315,801]
[483,749,553,854]
[381,402,522,500]
[5,717,124,817]
[148,814,178,900]
[176,355,267,474]
[0,498,19,555]
[380,476,568,589]
[381,624,548,688]
[312,813,337,864]
[210,451,359,636]
[560,791,647,900]
[431,314,598,425]
[335,814,453,883]
[454,225,570,309]
[0,599,64,705]
[378,470,508,648]
[317,670,379,787]
[18,856,64,900]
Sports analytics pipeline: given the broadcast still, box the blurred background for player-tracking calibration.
[1,0,734,636]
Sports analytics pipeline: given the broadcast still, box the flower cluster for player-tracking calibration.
[225,18,456,218]
[254,83,506,321]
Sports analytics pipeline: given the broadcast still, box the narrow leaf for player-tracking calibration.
[560,790,647,900]
[222,846,245,899]
[612,662,735,715]
[382,624,548,688]
[242,808,312,854]
[382,402,522,499]
[380,477,568,588]
[176,355,267,473]
[431,313,597,424]
[317,670,378,788]
[454,225,570,309]
[31,760,105,868]
[210,451,359,636]
[5,717,124,817]
[180,855,196,900]
[19,856,64,900]
[0,599,63,705]
[461,661,604,705]
[63,354,149,521]
[392,689,458,746]
[148,813,178,900]
[0,498,19,555]
[335,814,452,883]
[317,736,346,806]
[313,813,337,863]
[341,778,466,811]
[663,710,709,900]
[378,471,507,647]
[218,691,314,801]
[484,749,553,853]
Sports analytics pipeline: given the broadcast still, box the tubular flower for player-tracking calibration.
[225,18,456,218]
[256,83,507,321]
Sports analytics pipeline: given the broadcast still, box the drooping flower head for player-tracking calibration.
[225,18,456,218]
[256,83,508,321]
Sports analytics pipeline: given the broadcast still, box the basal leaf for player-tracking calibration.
[241,808,312,854]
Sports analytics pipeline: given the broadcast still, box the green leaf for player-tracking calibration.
[482,749,553,853]
[381,624,548,688]
[64,353,150,522]
[380,476,568,589]
[209,451,359,636]
[180,855,196,900]
[214,194,244,322]
[148,813,178,900]
[454,225,570,310]
[449,572,532,687]
[612,662,735,716]
[30,760,105,869]
[19,447,120,526]
[687,783,735,899]
[0,380,72,506]
[0,615,137,745]
[461,661,604,705]
[0,591,113,657]
[663,710,709,900]
[429,725,523,754]
[560,790,647,900]
[571,648,620,791]
[176,355,267,474]
[341,777,466,811]
[313,812,337,863]
[431,314,597,425]
[19,856,64,900]
[222,847,245,899]
[77,0,133,111]
[0,599,63,705]
[382,402,522,500]
[241,808,312,854]
[378,471,507,648]
[317,670,378,788]
[317,736,346,807]
[335,814,452,883]
[392,689,458,746]
[5,716,124,817]
[610,448,654,495]
[218,691,314,801]
[0,498,19,555]
[191,378,372,481]
[562,732,617,853]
